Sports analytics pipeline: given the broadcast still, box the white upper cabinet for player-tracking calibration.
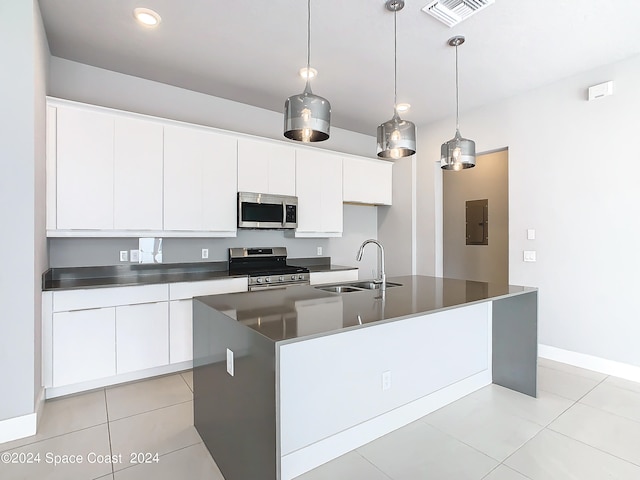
[295,149,343,237]
[114,117,164,230]
[164,125,237,233]
[237,139,296,196]
[56,106,114,230]
[343,157,393,206]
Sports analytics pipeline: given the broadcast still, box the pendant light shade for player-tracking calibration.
[441,36,475,170]
[284,0,331,142]
[377,0,416,159]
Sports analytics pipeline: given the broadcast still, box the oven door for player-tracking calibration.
[238,192,298,229]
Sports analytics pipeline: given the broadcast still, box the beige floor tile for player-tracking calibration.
[603,375,640,394]
[423,394,543,461]
[93,475,114,480]
[106,374,193,421]
[0,390,107,452]
[537,358,607,381]
[548,402,640,465]
[580,381,640,422]
[0,424,112,480]
[113,443,224,480]
[181,370,193,392]
[357,421,497,480]
[505,429,640,479]
[482,465,531,480]
[295,451,391,480]
[537,366,601,400]
[109,401,200,471]
[468,384,574,426]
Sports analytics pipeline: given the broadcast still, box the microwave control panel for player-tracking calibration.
[285,205,297,223]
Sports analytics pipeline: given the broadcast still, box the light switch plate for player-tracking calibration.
[226,348,234,376]
[130,249,140,263]
[523,251,537,262]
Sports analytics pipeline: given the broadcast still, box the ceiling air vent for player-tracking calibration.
[422,0,495,28]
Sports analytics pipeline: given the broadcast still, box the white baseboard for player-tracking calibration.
[0,411,37,444]
[539,344,640,383]
[280,370,491,480]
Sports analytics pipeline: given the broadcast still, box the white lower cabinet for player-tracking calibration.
[52,307,116,387]
[116,302,169,374]
[169,300,193,364]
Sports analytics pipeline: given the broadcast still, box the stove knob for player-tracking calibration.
[291,275,296,280]
[256,277,263,284]
[265,277,271,283]
[298,275,304,280]
[279,276,285,282]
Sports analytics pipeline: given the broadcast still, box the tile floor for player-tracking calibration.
[1,359,640,479]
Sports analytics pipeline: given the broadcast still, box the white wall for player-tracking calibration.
[417,54,640,367]
[0,0,48,423]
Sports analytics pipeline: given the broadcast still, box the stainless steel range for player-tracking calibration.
[228,247,310,291]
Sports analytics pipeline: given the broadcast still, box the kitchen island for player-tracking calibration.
[193,275,537,480]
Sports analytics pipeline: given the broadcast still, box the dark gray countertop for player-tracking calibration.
[42,258,357,291]
[195,275,537,343]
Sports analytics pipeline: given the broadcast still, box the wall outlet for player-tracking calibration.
[527,229,536,240]
[202,248,209,259]
[119,250,128,262]
[130,249,140,263]
[382,370,392,391]
[226,348,234,376]
[316,246,323,256]
[523,250,537,262]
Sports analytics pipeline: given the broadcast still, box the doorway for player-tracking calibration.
[443,148,509,284]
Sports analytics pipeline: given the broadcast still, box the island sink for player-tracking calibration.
[316,280,402,293]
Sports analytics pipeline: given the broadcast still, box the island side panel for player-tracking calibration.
[492,290,538,397]
[193,299,277,480]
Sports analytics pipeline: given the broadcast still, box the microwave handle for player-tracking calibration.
[282,202,286,227]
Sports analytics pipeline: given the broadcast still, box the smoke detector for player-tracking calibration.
[422,0,495,27]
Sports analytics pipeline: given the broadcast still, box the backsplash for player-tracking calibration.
[47,205,379,277]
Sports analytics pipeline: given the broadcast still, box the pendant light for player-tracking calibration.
[284,0,331,142]
[377,0,416,160]
[441,36,476,170]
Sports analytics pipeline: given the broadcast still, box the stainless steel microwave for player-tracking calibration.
[237,192,298,229]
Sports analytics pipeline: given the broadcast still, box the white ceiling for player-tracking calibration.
[39,0,640,136]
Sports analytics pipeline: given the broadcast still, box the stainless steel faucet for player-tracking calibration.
[356,239,386,290]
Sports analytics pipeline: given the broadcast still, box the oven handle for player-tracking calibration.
[249,281,310,292]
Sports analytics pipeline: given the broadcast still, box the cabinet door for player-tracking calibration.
[169,299,192,364]
[343,157,392,205]
[295,149,343,235]
[52,308,116,386]
[238,139,296,195]
[56,107,114,230]
[116,302,169,374]
[164,125,237,232]
[114,117,163,230]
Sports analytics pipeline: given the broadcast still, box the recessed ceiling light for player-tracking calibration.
[396,103,411,112]
[299,67,318,80]
[133,7,162,27]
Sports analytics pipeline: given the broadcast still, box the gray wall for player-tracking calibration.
[443,149,508,284]
[48,205,378,278]
[417,53,640,368]
[377,156,415,277]
[0,0,48,422]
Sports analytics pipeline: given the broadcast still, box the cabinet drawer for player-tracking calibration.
[169,277,248,301]
[53,284,169,312]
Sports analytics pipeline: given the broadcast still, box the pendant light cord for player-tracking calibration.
[393,7,398,114]
[455,43,459,131]
[306,0,311,83]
